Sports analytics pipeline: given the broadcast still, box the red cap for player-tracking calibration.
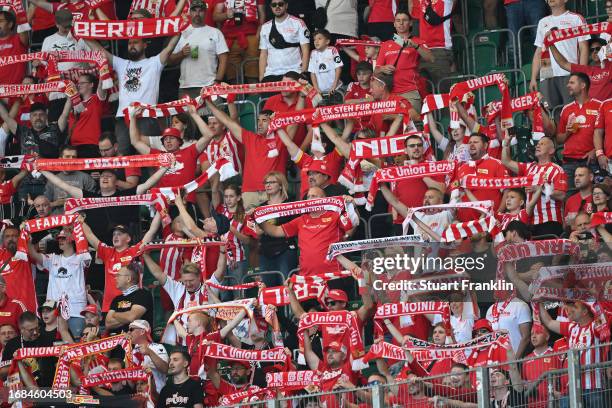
[161,127,183,141]
[324,341,347,354]
[80,304,99,317]
[473,318,492,334]
[307,160,333,177]
[327,289,348,303]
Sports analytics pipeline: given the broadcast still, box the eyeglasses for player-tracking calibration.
[591,46,602,52]
[593,191,606,196]
[264,180,278,185]
[271,2,285,7]
[407,143,423,148]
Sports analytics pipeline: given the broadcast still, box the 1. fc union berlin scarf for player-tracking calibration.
[266,370,321,390]
[49,50,114,89]
[0,81,84,112]
[460,174,546,190]
[15,214,89,260]
[72,16,190,39]
[367,161,455,210]
[591,212,612,227]
[123,96,200,124]
[0,0,30,32]
[485,92,544,139]
[375,301,450,321]
[202,81,303,98]
[403,200,494,235]
[218,386,275,406]
[450,73,513,129]
[544,22,611,47]
[326,235,423,260]
[81,368,149,388]
[252,196,347,223]
[297,311,365,358]
[203,342,289,365]
[27,152,174,172]
[167,298,256,324]
[335,38,381,48]
[440,216,501,243]
[259,283,328,307]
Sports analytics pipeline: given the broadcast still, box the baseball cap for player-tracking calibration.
[80,304,100,317]
[38,300,57,312]
[324,341,347,354]
[473,318,492,334]
[129,319,153,341]
[307,160,333,178]
[327,289,348,303]
[161,127,183,141]
[55,9,73,27]
[190,0,206,9]
[210,211,230,235]
[112,224,131,235]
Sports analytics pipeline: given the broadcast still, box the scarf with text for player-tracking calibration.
[335,38,381,48]
[544,22,611,47]
[441,216,502,243]
[81,368,149,388]
[143,236,225,251]
[252,196,356,224]
[267,108,316,132]
[15,214,88,260]
[259,283,328,307]
[450,74,513,129]
[203,342,289,365]
[65,194,171,227]
[0,52,57,79]
[297,310,365,358]
[485,92,544,139]
[0,0,30,32]
[0,155,25,169]
[460,174,547,191]
[591,212,612,227]
[326,234,423,260]
[0,81,84,112]
[367,161,455,210]
[266,370,321,390]
[49,50,113,89]
[375,301,450,320]
[204,279,261,291]
[73,16,190,39]
[218,386,275,406]
[60,67,120,102]
[27,152,174,173]
[403,200,494,235]
[123,96,205,124]
[201,81,303,98]
[167,298,255,324]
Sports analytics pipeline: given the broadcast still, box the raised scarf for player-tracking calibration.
[367,161,455,210]
[64,193,171,227]
[167,298,255,324]
[61,67,120,101]
[267,108,316,132]
[218,386,275,405]
[15,214,88,260]
[289,270,354,285]
[460,174,552,202]
[204,279,261,291]
[297,310,365,358]
[450,73,513,129]
[81,368,149,388]
[142,236,225,251]
[485,92,544,139]
[0,0,30,32]
[203,342,289,365]
[253,196,347,224]
[0,155,25,169]
[259,283,328,307]
[72,16,190,39]
[375,301,450,320]
[266,370,321,390]
[326,234,424,260]
[49,50,114,89]
[403,200,494,235]
[441,216,501,243]
[312,99,410,124]
[123,96,200,124]
[27,152,174,172]
[544,22,611,47]
[0,81,84,112]
[201,81,303,98]
[335,38,381,47]
[591,212,612,227]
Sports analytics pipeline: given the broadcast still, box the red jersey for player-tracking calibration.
[0,249,36,312]
[0,181,16,204]
[241,129,287,192]
[517,161,567,225]
[0,35,26,85]
[417,0,454,49]
[281,210,354,276]
[130,0,175,17]
[522,348,561,408]
[0,296,25,332]
[367,94,412,137]
[263,95,313,148]
[294,149,344,198]
[200,131,244,174]
[31,6,55,31]
[376,37,428,93]
[553,338,569,396]
[216,0,264,45]
[391,161,444,224]
[427,358,453,384]
[56,0,116,19]
[152,144,200,202]
[571,64,612,101]
[393,313,431,341]
[317,360,361,408]
[367,0,395,23]
[564,192,593,223]
[218,205,246,263]
[159,233,191,280]
[96,242,143,311]
[595,98,612,158]
[497,209,529,230]
[69,95,105,146]
[558,98,602,159]
[186,330,221,376]
[345,82,372,131]
[451,155,508,221]
[559,319,608,389]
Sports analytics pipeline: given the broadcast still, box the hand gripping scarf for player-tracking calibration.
[450,73,513,129]
[49,50,114,89]
[0,81,84,112]
[201,81,303,98]
[27,152,174,173]
[203,342,289,365]
[81,368,149,388]
[402,200,494,236]
[0,52,57,79]
[326,234,424,260]
[0,155,26,169]
[544,22,611,47]
[441,216,502,243]
[297,310,365,359]
[266,370,321,390]
[252,196,355,224]
[367,161,455,210]
[123,96,201,124]
[0,0,30,32]
[218,386,275,406]
[374,301,450,321]
[167,298,256,324]
[15,214,88,260]
[259,282,328,307]
[60,67,120,102]
[485,92,544,139]
[72,16,191,39]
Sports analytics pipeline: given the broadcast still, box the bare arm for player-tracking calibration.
[380,184,408,217]
[135,167,169,194]
[27,242,44,266]
[41,171,83,198]
[210,248,226,284]
[501,132,520,174]
[0,101,17,134]
[515,322,532,358]
[143,252,167,286]
[10,169,28,189]
[538,302,561,334]
[259,49,268,81]
[320,123,350,157]
[386,114,404,136]
[302,327,321,370]
[159,35,182,66]
[106,305,147,327]
[259,220,287,238]
[175,193,205,237]
[141,213,161,244]
[219,308,248,338]
[29,0,53,13]
[116,175,140,191]
[57,97,71,133]
[79,218,101,249]
[525,185,542,216]
[383,318,404,344]
[547,43,572,72]
[205,98,243,142]
[129,106,152,155]
[529,47,542,92]
[215,53,228,83]
[277,128,301,159]
[285,280,306,319]
[300,43,310,73]
[169,0,186,16]
[336,255,374,322]
[84,40,113,64]
[578,40,589,66]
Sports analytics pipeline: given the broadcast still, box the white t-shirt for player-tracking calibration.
[0,127,9,157]
[486,298,532,354]
[534,11,589,78]
[132,342,169,393]
[315,0,358,38]
[41,32,90,100]
[308,46,343,93]
[113,55,164,117]
[174,25,229,88]
[41,252,91,317]
[259,15,310,76]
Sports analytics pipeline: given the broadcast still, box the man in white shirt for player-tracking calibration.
[259,0,310,82]
[128,319,169,393]
[486,296,532,358]
[168,0,229,98]
[530,0,589,109]
[85,26,181,154]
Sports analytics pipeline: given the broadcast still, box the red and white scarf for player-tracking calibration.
[367,161,455,210]
[81,368,148,388]
[441,216,500,243]
[460,173,548,191]
[544,22,611,47]
[72,16,190,39]
[399,272,471,297]
[375,301,450,320]
[450,74,513,129]
[253,196,348,224]
[0,155,25,169]
[266,370,321,390]
[326,234,423,260]
[259,283,328,307]
[289,270,354,285]
[591,212,612,227]
[27,152,174,172]
[203,342,289,365]
[297,311,365,358]
[201,81,303,98]
[0,81,84,112]
[403,200,494,235]
[64,194,171,226]
[0,52,57,77]
[0,0,30,32]
[312,99,410,125]
[61,67,119,102]
[335,38,381,47]
[143,236,225,251]
[15,214,88,260]
[485,92,544,139]
[204,280,261,291]
[218,386,275,406]
[267,108,316,132]
[49,50,113,89]
[167,298,255,324]
[122,96,202,124]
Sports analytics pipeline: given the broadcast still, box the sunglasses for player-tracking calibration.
[591,46,602,52]
[407,143,423,148]
[326,301,337,306]
[271,2,285,7]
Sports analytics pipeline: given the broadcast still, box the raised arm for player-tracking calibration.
[141,213,161,244]
[259,220,287,238]
[205,98,243,142]
[143,251,168,286]
[529,47,542,93]
[219,308,248,339]
[79,217,100,249]
[41,171,83,198]
[27,242,44,266]
[187,104,214,153]
[10,169,28,189]
[169,0,186,16]
[57,97,72,133]
[135,167,169,194]
[175,192,205,237]
[336,255,374,322]
[285,279,306,319]
[129,106,152,155]
[379,184,408,217]
[501,130,520,174]
[84,40,113,64]
[0,101,17,134]
[320,123,350,158]
[277,127,302,159]
[547,42,572,73]
[525,185,542,216]
[302,326,321,370]
[538,302,561,334]
[159,35,182,66]
[29,0,53,13]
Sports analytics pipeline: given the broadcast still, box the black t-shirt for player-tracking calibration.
[108,288,153,334]
[491,389,526,407]
[82,187,139,245]
[156,377,204,408]
[1,332,57,387]
[258,199,297,258]
[15,123,64,158]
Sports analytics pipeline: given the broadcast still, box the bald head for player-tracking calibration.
[306,187,326,199]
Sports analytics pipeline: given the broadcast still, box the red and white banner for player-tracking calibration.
[72,16,190,39]
[313,99,409,125]
[266,370,321,390]
[0,81,84,112]
[253,196,346,224]
[65,194,171,226]
[326,235,423,260]
[259,283,328,307]
[297,311,365,358]
[544,22,611,47]
[81,368,148,388]
[50,50,113,89]
[375,301,450,320]
[167,298,255,324]
[16,214,88,259]
[28,153,174,172]
[122,96,202,124]
[403,200,494,235]
[267,108,316,132]
[203,342,289,364]
[460,174,545,190]
[218,386,275,405]
[485,92,544,139]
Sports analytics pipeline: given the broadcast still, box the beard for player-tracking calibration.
[127,48,144,60]
[5,241,16,254]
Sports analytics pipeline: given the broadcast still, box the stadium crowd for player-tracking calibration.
[0,0,611,407]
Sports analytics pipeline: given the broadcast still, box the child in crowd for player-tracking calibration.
[308,29,343,95]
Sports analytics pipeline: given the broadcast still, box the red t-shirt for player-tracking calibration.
[368,0,395,23]
[391,162,444,224]
[376,37,427,93]
[497,209,529,230]
[558,98,601,159]
[96,242,143,311]
[0,35,26,85]
[522,348,561,408]
[294,149,344,198]
[367,94,411,137]
[595,98,612,158]
[152,144,199,202]
[281,211,353,276]
[0,181,16,204]
[31,6,56,31]
[345,82,372,130]
[393,313,431,341]
[427,358,453,384]
[186,330,221,376]
[571,64,612,102]
[241,129,288,192]
[215,0,264,44]
[263,95,313,148]
[417,0,454,49]
[0,296,25,332]
[54,0,116,20]
[451,155,508,222]
[69,95,105,145]
[564,192,593,221]
[0,249,36,312]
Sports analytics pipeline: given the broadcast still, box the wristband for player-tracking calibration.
[596,149,605,157]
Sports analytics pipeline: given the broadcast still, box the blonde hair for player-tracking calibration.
[264,171,289,201]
